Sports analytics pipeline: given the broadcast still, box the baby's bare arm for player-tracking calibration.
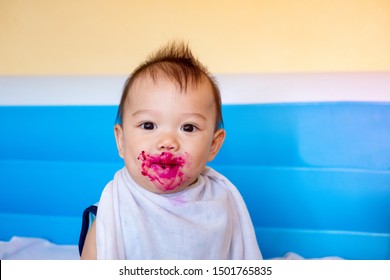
[80,220,97,260]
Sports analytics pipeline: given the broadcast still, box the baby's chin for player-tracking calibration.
[134,173,196,194]
[149,175,195,194]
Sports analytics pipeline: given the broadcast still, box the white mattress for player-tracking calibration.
[0,236,79,260]
[0,236,342,260]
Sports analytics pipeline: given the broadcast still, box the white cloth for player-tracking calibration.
[96,166,262,259]
[0,236,79,260]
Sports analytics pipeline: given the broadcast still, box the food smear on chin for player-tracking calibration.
[137,151,188,192]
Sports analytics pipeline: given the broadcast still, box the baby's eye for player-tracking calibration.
[140,122,156,130]
[182,124,197,132]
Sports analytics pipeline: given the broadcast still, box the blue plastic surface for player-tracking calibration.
[1,103,389,259]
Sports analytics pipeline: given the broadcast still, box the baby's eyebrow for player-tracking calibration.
[181,113,207,121]
[132,110,158,117]
[133,110,207,121]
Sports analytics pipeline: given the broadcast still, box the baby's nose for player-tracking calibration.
[160,145,175,150]
[157,134,179,151]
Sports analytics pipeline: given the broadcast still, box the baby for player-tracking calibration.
[80,42,262,259]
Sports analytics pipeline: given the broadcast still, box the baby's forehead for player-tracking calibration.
[121,70,221,129]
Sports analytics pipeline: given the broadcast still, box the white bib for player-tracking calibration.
[96,166,262,259]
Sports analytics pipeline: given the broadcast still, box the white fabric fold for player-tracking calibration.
[96,166,262,259]
[0,237,79,260]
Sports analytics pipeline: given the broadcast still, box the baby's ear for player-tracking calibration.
[114,124,125,159]
[208,129,226,161]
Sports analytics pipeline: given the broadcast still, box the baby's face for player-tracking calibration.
[115,75,225,194]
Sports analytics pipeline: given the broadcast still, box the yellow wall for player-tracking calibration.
[1,0,390,75]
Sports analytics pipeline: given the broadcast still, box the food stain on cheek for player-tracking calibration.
[137,151,189,192]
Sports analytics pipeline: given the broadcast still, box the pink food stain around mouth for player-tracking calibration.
[137,151,188,192]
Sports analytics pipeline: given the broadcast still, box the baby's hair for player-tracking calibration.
[115,41,224,130]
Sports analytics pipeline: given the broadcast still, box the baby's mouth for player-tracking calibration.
[150,154,184,170]
[153,162,178,170]
[139,151,185,169]
[137,151,188,191]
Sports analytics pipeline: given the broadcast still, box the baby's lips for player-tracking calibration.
[154,163,177,170]
[139,151,186,166]
[151,162,177,172]
[154,158,184,167]
[137,150,190,192]
[158,151,180,162]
